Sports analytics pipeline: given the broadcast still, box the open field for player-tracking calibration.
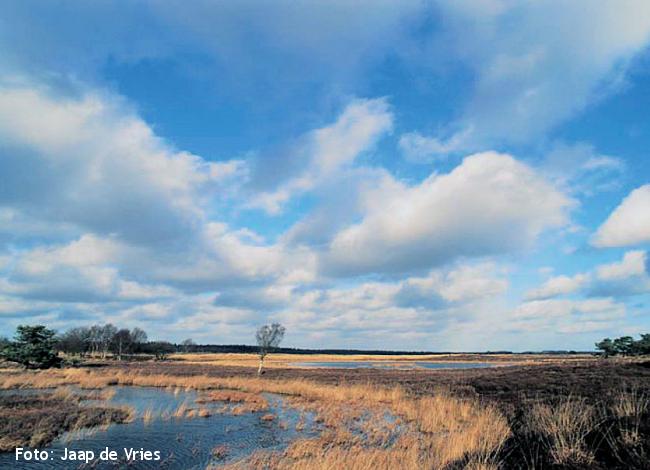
[1,355,649,469]
[167,352,596,368]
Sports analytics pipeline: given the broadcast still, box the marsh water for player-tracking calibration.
[294,361,496,369]
[0,386,318,469]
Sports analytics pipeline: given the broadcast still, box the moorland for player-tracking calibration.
[1,351,649,469]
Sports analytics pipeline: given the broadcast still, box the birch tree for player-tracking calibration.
[255,323,285,375]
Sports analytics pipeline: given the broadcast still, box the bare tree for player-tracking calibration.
[181,338,195,353]
[130,327,147,344]
[99,324,117,359]
[130,327,148,353]
[110,329,133,360]
[87,325,103,356]
[58,327,91,356]
[255,323,285,375]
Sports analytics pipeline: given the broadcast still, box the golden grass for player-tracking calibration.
[197,389,269,414]
[142,407,154,425]
[529,396,598,465]
[172,402,189,418]
[612,388,649,420]
[1,367,510,469]
[610,388,649,450]
[169,352,593,369]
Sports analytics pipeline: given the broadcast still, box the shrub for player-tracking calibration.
[1,325,62,369]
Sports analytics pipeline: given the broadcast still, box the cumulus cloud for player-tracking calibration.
[590,250,650,297]
[396,263,508,307]
[0,235,176,303]
[525,250,650,301]
[269,261,508,348]
[322,151,572,276]
[0,85,245,246]
[514,297,625,320]
[0,84,323,305]
[592,185,650,247]
[3,1,649,154]
[525,273,589,300]
[248,98,393,214]
[510,297,626,335]
[2,2,649,350]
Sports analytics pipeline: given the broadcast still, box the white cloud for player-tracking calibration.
[0,2,424,106]
[248,98,393,214]
[525,250,650,301]
[0,85,245,246]
[525,273,589,300]
[0,235,177,303]
[596,250,648,280]
[426,0,650,148]
[590,250,650,297]
[592,185,650,247]
[268,261,508,349]
[542,141,624,196]
[511,297,626,335]
[322,151,572,276]
[398,129,471,162]
[397,262,508,305]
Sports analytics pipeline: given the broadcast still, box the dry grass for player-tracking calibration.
[602,388,650,464]
[0,392,134,451]
[529,396,598,466]
[1,367,510,469]
[142,407,154,425]
[197,389,269,413]
[169,352,592,369]
[612,388,648,421]
[172,401,189,418]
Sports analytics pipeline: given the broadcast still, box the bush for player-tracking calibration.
[1,325,62,369]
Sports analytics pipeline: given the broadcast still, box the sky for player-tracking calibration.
[0,0,649,351]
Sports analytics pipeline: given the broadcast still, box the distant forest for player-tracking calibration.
[174,344,584,355]
[0,323,593,361]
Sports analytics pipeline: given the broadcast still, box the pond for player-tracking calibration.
[0,386,318,469]
[293,361,496,369]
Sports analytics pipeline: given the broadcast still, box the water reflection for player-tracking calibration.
[1,387,318,469]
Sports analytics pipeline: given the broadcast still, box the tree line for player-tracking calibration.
[55,324,189,360]
[0,324,187,367]
[595,334,650,357]
[0,322,286,371]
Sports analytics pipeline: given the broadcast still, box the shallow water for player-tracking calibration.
[0,386,318,469]
[293,361,495,369]
[415,362,494,370]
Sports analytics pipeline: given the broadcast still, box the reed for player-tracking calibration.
[1,367,510,469]
[142,407,154,425]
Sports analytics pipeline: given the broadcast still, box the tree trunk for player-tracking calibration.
[257,356,264,375]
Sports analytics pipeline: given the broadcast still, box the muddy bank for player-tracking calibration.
[0,393,132,452]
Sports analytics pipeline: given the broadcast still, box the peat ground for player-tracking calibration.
[116,358,650,469]
[0,393,132,452]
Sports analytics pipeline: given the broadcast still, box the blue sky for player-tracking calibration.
[1,0,649,351]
